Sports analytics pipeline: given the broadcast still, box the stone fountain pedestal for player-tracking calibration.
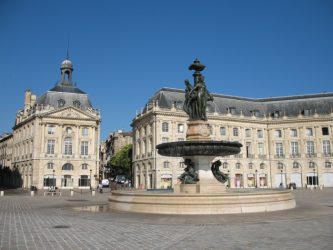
[173,155,226,194]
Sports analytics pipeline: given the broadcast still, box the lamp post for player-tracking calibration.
[255,169,258,188]
[90,169,92,190]
[52,169,55,189]
[280,169,283,188]
[313,168,316,187]
[227,170,230,188]
[316,163,319,187]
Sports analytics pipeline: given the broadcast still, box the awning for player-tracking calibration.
[161,174,172,178]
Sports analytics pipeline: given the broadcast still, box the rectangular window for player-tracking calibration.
[163,161,169,168]
[245,129,251,138]
[291,142,299,156]
[290,129,297,137]
[306,141,315,155]
[258,142,265,155]
[220,127,226,136]
[178,124,184,133]
[81,141,89,155]
[276,143,284,156]
[64,138,72,155]
[78,175,89,187]
[275,130,282,138]
[47,140,55,154]
[48,125,55,135]
[233,128,239,137]
[323,140,331,155]
[82,127,89,136]
[306,128,313,137]
[162,122,169,132]
[257,130,263,139]
[162,137,169,143]
[322,127,329,136]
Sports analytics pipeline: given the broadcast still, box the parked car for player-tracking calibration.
[115,175,126,184]
[101,179,110,187]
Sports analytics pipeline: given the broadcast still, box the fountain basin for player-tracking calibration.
[109,190,296,215]
[156,140,242,157]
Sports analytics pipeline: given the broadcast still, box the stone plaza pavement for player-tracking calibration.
[0,188,332,250]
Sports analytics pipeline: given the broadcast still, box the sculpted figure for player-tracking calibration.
[183,62,213,121]
[211,160,229,184]
[178,159,199,184]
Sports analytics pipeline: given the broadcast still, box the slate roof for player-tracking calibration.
[147,88,333,117]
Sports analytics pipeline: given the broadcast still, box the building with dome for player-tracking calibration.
[8,58,101,190]
[132,88,333,189]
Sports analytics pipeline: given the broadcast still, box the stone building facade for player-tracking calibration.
[132,88,333,189]
[8,58,101,190]
[99,130,133,179]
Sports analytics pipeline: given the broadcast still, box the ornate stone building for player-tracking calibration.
[132,88,333,189]
[9,58,101,190]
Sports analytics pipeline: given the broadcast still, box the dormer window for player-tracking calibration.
[227,107,236,115]
[58,99,65,108]
[303,109,311,116]
[271,111,281,118]
[73,100,81,108]
[251,110,260,117]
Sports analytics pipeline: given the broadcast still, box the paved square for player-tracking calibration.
[0,188,332,250]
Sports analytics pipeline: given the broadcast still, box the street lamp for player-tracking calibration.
[280,169,283,188]
[52,169,55,189]
[90,169,92,190]
[227,170,230,188]
[255,169,258,188]
[313,168,316,187]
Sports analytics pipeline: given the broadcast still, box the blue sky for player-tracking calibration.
[0,0,332,140]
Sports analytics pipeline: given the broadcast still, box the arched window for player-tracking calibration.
[162,122,169,132]
[309,161,315,168]
[47,163,54,170]
[62,163,73,171]
[64,137,72,155]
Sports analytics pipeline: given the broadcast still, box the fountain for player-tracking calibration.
[109,59,296,214]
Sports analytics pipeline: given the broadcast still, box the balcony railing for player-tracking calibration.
[306,153,316,158]
[234,154,243,158]
[323,153,333,157]
[290,154,301,158]
[258,154,266,159]
[274,154,285,159]
[247,154,255,159]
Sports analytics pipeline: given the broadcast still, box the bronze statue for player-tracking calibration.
[211,160,229,183]
[183,59,214,121]
[178,159,199,184]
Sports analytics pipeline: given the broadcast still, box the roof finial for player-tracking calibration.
[66,33,70,59]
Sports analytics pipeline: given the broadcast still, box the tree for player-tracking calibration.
[108,144,133,179]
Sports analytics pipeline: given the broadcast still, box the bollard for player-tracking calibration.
[92,190,95,196]
[70,190,74,196]
[0,191,4,196]
[31,191,34,196]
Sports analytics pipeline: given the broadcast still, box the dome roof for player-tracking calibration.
[61,59,73,69]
